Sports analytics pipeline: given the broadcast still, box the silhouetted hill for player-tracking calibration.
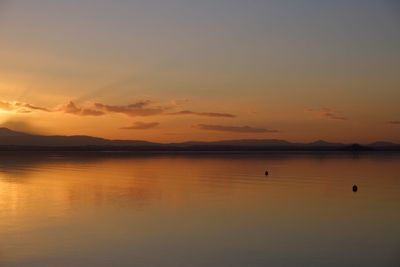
[170,139,294,147]
[171,139,346,147]
[306,140,344,147]
[0,127,156,147]
[0,127,30,137]
[0,128,399,151]
[368,141,398,147]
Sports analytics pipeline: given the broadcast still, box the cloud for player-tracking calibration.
[89,102,234,119]
[59,101,164,117]
[169,110,236,118]
[1,98,238,122]
[121,122,160,130]
[195,124,278,133]
[14,102,50,112]
[0,100,50,113]
[60,101,105,116]
[93,101,166,117]
[306,107,348,121]
[388,121,400,125]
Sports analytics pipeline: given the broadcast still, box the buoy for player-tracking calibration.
[352,184,358,192]
[265,171,269,176]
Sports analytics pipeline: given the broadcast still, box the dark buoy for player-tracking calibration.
[352,184,358,192]
[265,171,269,176]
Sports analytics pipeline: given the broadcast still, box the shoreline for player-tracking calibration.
[0,145,399,153]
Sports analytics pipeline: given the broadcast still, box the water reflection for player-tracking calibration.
[0,152,399,267]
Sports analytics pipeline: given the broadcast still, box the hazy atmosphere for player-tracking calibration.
[1,0,399,143]
[1,2,400,267]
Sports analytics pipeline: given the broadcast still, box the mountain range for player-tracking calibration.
[0,127,399,151]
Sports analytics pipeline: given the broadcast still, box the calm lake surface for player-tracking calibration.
[0,152,399,267]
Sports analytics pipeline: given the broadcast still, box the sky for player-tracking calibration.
[0,0,399,143]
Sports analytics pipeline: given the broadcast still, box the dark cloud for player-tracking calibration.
[61,101,105,116]
[195,124,278,133]
[1,98,237,123]
[169,110,236,118]
[60,101,164,117]
[388,121,400,125]
[94,102,165,117]
[62,101,237,119]
[121,122,160,130]
[306,107,348,121]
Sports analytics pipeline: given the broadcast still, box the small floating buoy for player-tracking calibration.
[265,171,269,176]
[352,184,358,192]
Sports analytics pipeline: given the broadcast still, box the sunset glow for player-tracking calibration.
[0,1,399,143]
[1,2,400,267]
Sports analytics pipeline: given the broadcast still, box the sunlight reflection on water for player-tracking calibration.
[0,152,399,267]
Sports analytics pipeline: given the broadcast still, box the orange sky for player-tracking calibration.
[0,1,399,143]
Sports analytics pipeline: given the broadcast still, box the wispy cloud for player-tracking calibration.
[121,122,160,130]
[18,103,50,112]
[57,101,166,117]
[93,101,166,117]
[60,101,105,116]
[1,98,238,122]
[195,124,278,133]
[0,100,50,113]
[169,110,236,118]
[388,121,400,125]
[59,100,236,119]
[306,107,348,121]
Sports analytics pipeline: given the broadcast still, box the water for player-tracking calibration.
[0,152,399,267]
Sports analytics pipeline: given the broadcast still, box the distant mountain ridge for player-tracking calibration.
[0,127,398,151]
[0,128,155,147]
